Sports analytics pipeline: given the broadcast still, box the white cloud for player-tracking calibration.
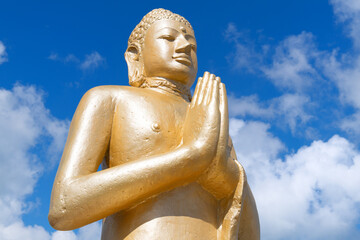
[230,118,360,239]
[321,48,360,109]
[228,93,312,135]
[224,23,262,72]
[225,30,321,137]
[317,1,360,134]
[0,84,102,239]
[225,26,321,93]
[0,84,70,239]
[0,85,49,206]
[225,3,360,237]
[230,119,285,184]
[48,53,79,63]
[262,32,320,92]
[0,41,8,64]
[64,54,80,63]
[228,94,271,118]
[48,53,59,61]
[0,222,51,240]
[75,221,102,240]
[225,20,360,136]
[80,51,105,70]
[51,222,101,240]
[272,93,312,134]
[340,112,360,135]
[225,5,360,236]
[48,52,104,71]
[52,231,77,240]
[331,0,360,49]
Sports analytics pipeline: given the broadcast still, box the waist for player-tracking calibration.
[102,182,218,240]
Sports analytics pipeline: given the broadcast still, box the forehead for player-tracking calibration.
[146,19,195,38]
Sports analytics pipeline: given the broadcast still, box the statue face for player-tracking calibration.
[142,19,198,87]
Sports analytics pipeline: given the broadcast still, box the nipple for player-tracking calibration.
[152,123,161,132]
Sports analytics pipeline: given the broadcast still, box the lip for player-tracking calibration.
[172,56,192,66]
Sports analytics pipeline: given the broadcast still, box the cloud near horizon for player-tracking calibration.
[230,119,360,239]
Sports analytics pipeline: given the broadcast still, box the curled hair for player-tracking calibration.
[125,8,193,87]
[128,8,192,49]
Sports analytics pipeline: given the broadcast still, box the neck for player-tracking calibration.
[141,77,192,102]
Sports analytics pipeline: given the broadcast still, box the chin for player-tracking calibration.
[167,71,196,86]
[170,67,196,84]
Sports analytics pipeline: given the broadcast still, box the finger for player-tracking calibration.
[219,83,229,135]
[191,77,202,107]
[203,71,210,78]
[220,83,228,117]
[210,77,220,107]
[206,75,214,104]
[215,76,221,83]
[205,74,216,104]
[198,72,210,104]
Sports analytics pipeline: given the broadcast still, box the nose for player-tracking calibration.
[175,35,192,53]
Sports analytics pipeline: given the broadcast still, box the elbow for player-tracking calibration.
[48,186,75,230]
[48,207,75,231]
[49,180,91,230]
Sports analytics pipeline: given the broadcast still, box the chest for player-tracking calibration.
[109,93,188,166]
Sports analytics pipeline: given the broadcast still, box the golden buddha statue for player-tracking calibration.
[49,9,260,239]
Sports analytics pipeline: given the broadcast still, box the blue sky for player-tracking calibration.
[1,0,360,239]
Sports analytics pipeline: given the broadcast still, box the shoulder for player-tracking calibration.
[82,85,146,103]
[74,85,127,116]
[83,85,127,100]
[76,85,150,116]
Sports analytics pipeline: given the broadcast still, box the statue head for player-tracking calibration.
[125,9,198,89]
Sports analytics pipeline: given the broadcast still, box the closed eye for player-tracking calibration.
[158,35,175,41]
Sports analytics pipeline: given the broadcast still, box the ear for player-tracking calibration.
[125,43,145,87]
[125,43,140,62]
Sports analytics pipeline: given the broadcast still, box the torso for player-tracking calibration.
[101,86,218,240]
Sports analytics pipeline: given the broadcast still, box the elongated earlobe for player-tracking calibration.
[125,43,145,87]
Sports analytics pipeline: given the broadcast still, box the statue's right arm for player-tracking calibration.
[48,82,220,230]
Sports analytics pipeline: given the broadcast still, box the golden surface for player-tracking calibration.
[49,9,260,239]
